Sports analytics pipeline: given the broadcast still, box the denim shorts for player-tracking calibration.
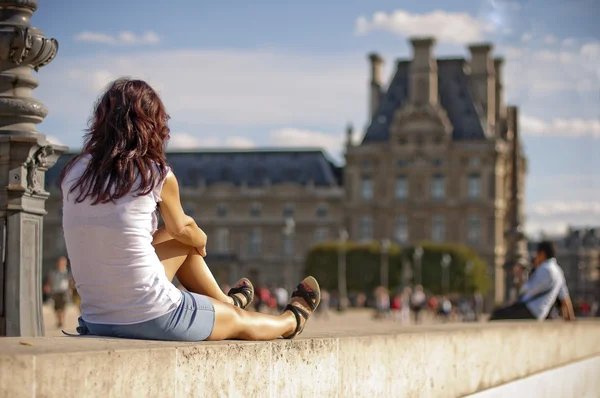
[76,290,215,341]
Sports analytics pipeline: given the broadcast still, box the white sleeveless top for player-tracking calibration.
[61,155,182,325]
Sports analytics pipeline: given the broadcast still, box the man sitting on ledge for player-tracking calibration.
[489,241,575,322]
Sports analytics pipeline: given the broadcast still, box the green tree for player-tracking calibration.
[304,241,402,294]
[405,243,491,294]
[304,241,491,295]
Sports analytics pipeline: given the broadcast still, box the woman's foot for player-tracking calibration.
[283,276,321,339]
[227,278,254,309]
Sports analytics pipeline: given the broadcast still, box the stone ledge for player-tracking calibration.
[1,321,600,398]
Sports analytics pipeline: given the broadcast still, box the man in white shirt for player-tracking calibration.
[490,241,575,321]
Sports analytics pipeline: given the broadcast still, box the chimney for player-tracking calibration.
[494,57,505,123]
[409,37,438,107]
[345,122,354,147]
[469,43,496,131]
[368,53,384,120]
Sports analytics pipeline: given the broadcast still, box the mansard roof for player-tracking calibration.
[45,148,342,190]
[362,58,487,144]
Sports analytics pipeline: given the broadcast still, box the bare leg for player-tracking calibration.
[208,298,297,340]
[208,277,318,340]
[56,309,65,328]
[152,228,234,305]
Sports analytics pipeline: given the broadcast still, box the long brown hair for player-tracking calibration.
[59,78,170,204]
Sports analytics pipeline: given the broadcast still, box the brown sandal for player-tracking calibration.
[227,278,254,309]
[284,276,320,339]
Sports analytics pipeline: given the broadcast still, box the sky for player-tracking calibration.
[32,0,600,237]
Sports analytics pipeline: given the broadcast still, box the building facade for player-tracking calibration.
[44,150,344,290]
[344,38,526,303]
[43,36,526,302]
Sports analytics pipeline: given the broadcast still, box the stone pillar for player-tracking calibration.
[0,0,66,336]
[503,106,527,303]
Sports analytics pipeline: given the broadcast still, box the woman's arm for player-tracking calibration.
[158,171,208,256]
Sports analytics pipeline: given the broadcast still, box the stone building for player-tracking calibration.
[43,150,344,289]
[344,38,526,303]
[43,36,526,302]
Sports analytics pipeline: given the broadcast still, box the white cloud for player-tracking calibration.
[168,133,255,150]
[520,115,600,137]
[74,31,160,46]
[355,10,484,44]
[529,201,600,217]
[225,136,255,148]
[36,49,367,145]
[501,41,600,97]
[169,133,202,149]
[562,37,576,47]
[581,42,600,58]
[544,34,557,45]
[520,33,532,43]
[269,128,344,157]
[526,200,600,237]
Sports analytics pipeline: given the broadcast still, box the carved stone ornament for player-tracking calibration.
[23,145,54,194]
[2,26,59,71]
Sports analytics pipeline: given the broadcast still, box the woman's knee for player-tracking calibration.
[209,301,246,340]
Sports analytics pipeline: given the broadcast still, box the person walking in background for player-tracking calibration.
[391,292,402,321]
[411,285,426,324]
[45,256,72,328]
[473,291,484,321]
[373,286,391,319]
[275,286,289,313]
[400,287,412,324]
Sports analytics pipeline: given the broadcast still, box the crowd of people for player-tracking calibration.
[372,285,485,324]
[43,240,599,330]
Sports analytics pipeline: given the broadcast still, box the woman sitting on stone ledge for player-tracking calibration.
[59,78,320,341]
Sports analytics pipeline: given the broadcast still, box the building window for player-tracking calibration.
[362,159,372,169]
[316,203,328,218]
[215,228,230,252]
[467,215,481,245]
[396,159,407,168]
[283,203,294,218]
[469,157,481,168]
[468,174,481,198]
[217,203,228,218]
[359,215,373,242]
[397,137,407,146]
[247,229,262,256]
[394,215,409,244]
[431,175,445,199]
[395,176,408,200]
[361,176,374,200]
[314,228,329,243]
[432,215,445,243]
[250,202,262,217]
